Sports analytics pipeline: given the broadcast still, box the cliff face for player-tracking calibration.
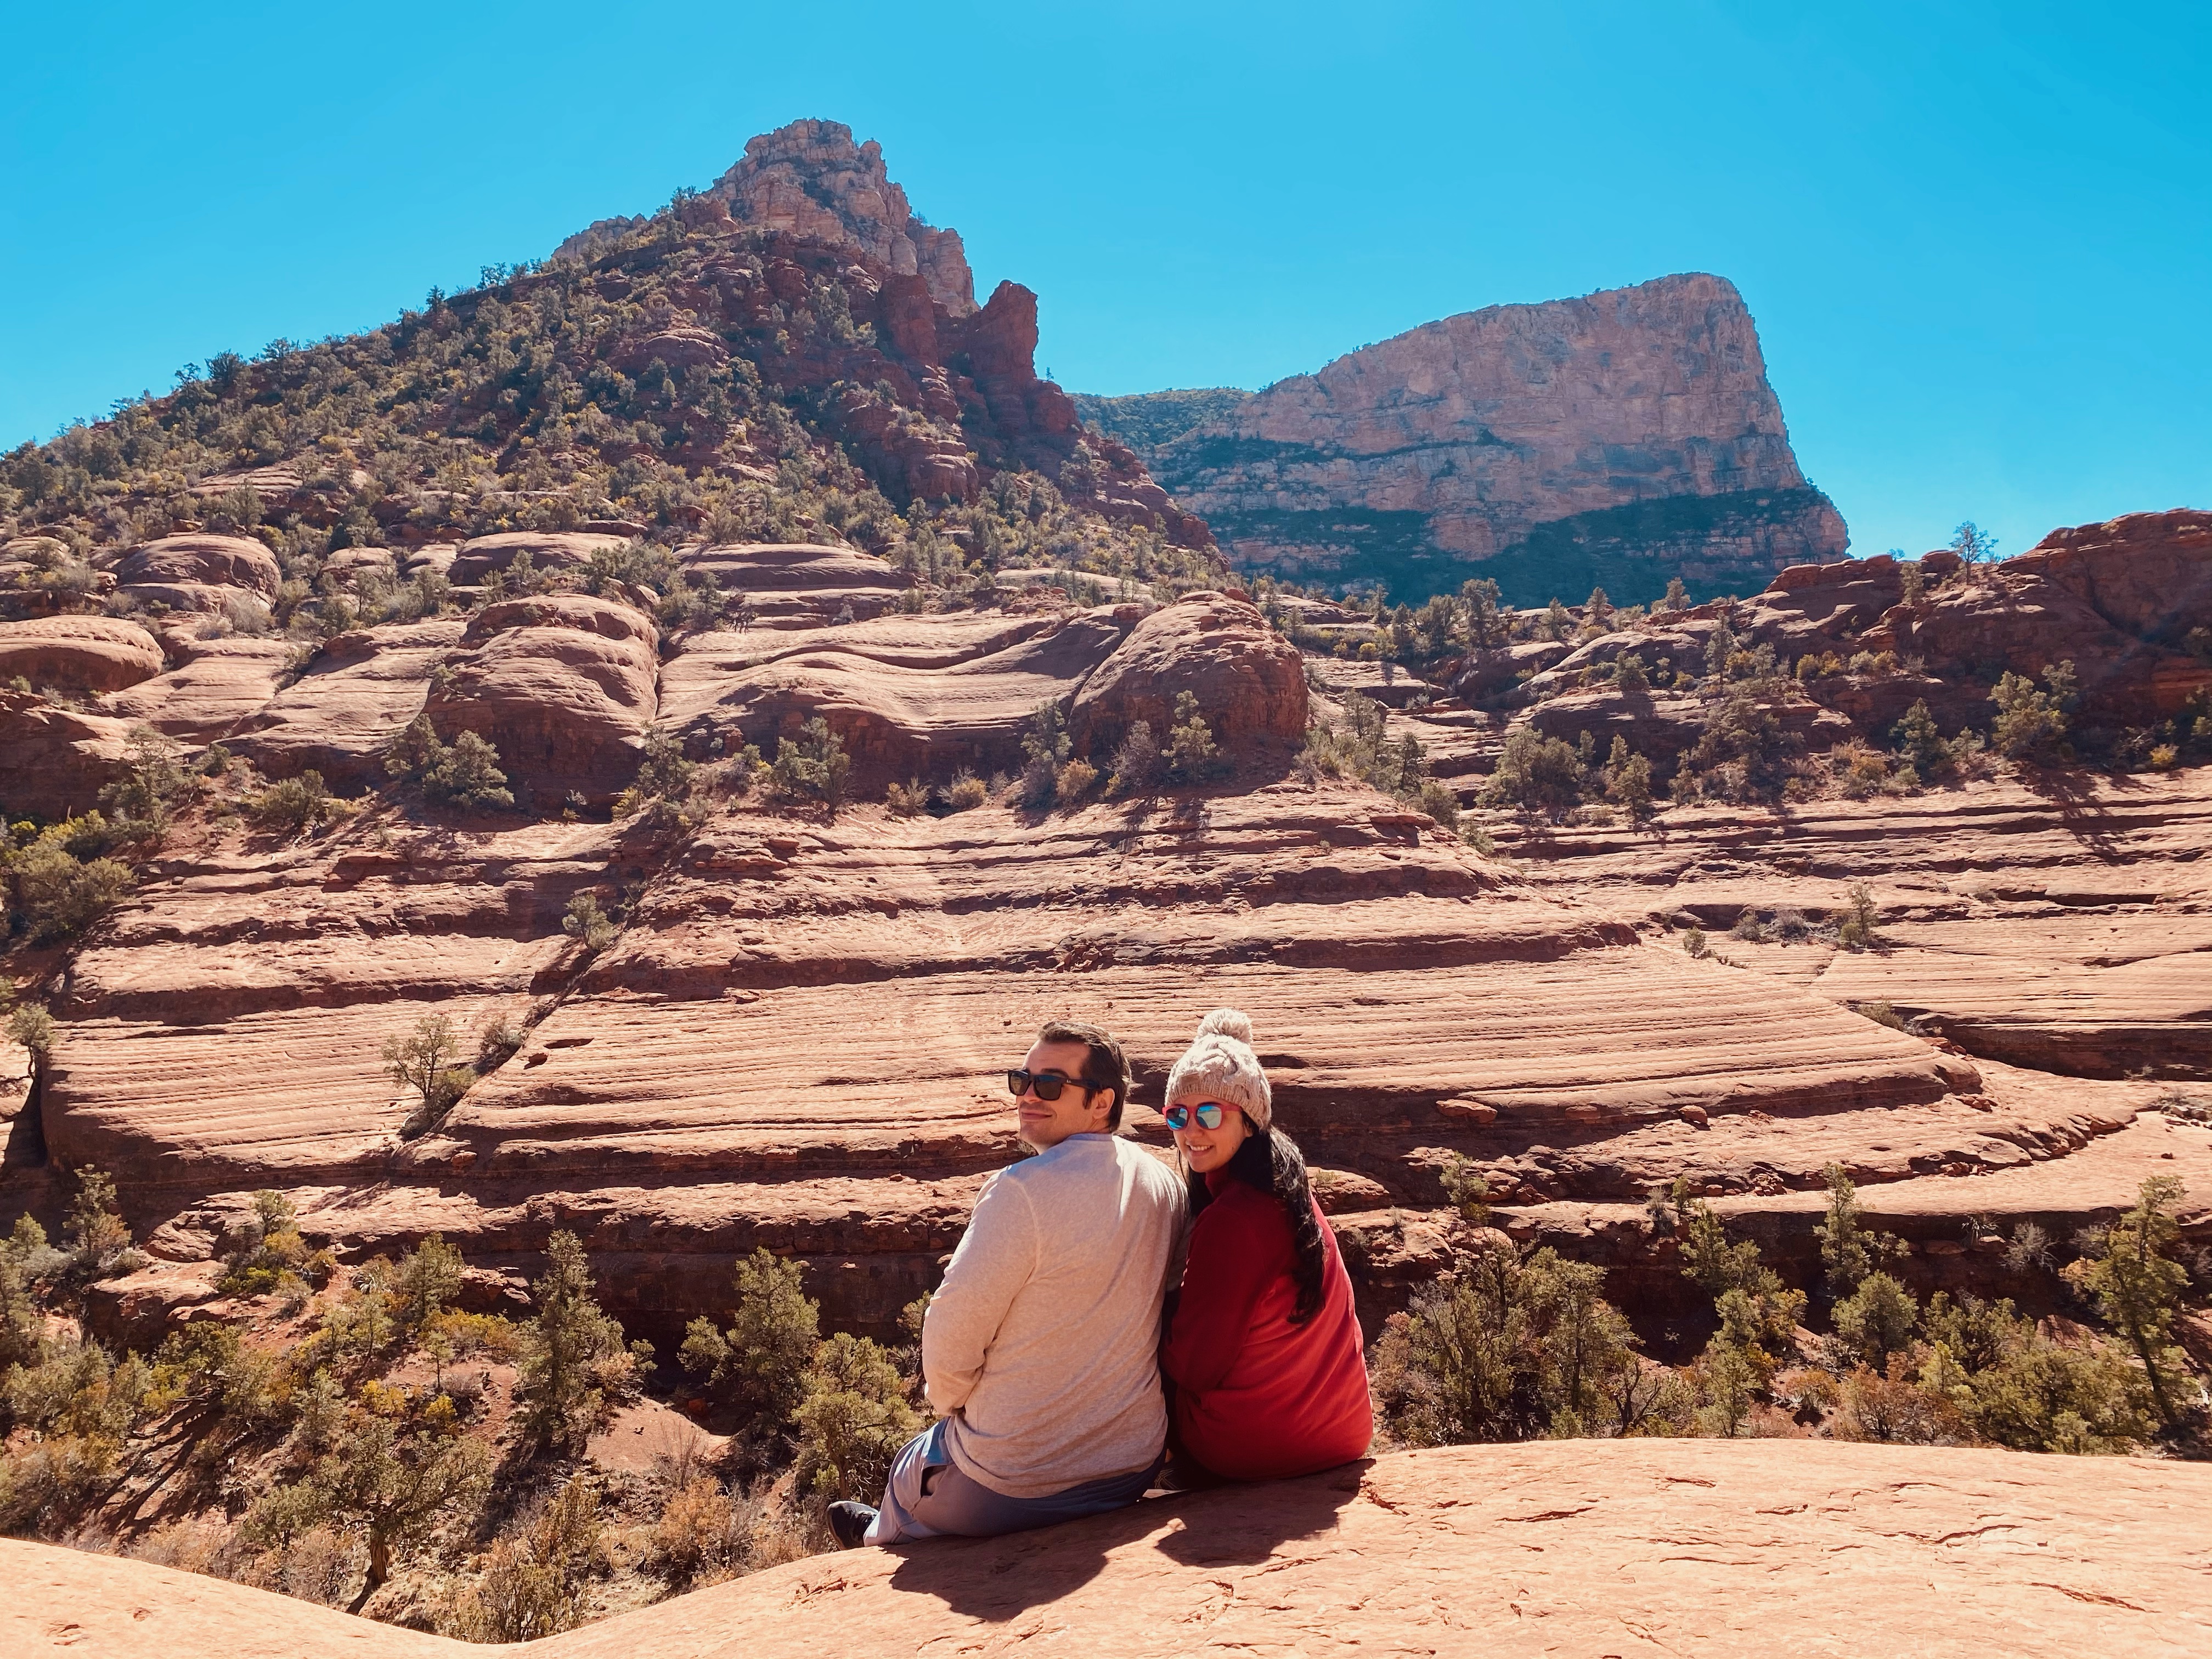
[1114,273,1847,605]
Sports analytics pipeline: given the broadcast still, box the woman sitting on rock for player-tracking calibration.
[1158,1009,1372,1482]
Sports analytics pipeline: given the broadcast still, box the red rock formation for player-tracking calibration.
[113,534,280,599]
[1069,591,1308,758]
[0,616,165,693]
[447,531,632,588]
[6,1441,2207,1657]
[425,596,660,806]
[706,118,978,315]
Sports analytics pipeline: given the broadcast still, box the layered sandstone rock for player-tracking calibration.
[425,596,660,805]
[1108,274,1846,605]
[448,532,632,589]
[228,619,465,786]
[7,1441,2208,1658]
[1069,591,1308,758]
[0,687,139,817]
[0,615,166,693]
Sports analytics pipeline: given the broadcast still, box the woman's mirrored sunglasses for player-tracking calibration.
[1163,1102,1235,1131]
[1005,1069,1102,1102]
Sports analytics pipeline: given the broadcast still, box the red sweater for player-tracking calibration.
[1159,1170,1372,1481]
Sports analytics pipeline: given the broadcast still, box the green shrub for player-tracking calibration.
[562,891,618,952]
[1602,736,1654,819]
[8,834,135,943]
[1372,1233,1647,1444]
[382,1012,472,1135]
[98,725,190,838]
[2062,1175,2194,1430]
[443,1476,603,1640]
[1019,702,1071,806]
[1836,883,1880,950]
[7,1002,54,1057]
[792,1332,921,1502]
[385,714,516,810]
[681,1248,820,1456]
[1989,662,2074,760]
[1814,1164,1901,1297]
[769,718,851,812]
[634,730,696,800]
[250,770,337,833]
[945,769,988,810]
[219,1191,309,1297]
[1830,1272,1919,1373]
[517,1231,650,1450]
[1163,691,1223,783]
[1483,727,1587,819]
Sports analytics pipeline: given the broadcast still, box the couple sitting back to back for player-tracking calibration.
[832,1010,1371,1548]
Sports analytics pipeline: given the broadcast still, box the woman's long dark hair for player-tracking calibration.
[1188,1125,1330,1325]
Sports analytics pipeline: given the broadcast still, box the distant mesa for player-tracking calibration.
[1078,273,1847,607]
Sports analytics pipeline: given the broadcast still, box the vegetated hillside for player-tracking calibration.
[0,120,2209,1646]
[1069,387,1251,453]
[1090,273,1848,608]
[0,126,1215,646]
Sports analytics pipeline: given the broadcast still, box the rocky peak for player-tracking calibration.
[708,119,977,315]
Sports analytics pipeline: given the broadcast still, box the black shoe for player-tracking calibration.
[827,1500,877,1549]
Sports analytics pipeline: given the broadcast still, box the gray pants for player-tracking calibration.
[863,1420,1159,1545]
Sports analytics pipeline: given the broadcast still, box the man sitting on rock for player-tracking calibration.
[829,1019,1187,1547]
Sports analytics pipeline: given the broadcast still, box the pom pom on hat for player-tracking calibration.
[1196,1008,1254,1043]
[1165,1007,1271,1132]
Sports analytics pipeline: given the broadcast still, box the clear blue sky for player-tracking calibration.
[4,1,2205,559]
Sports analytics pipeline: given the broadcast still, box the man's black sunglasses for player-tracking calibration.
[1006,1068,1105,1103]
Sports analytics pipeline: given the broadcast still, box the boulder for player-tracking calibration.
[81,1260,227,1352]
[1070,591,1307,759]
[0,616,166,693]
[425,595,660,805]
[448,532,630,588]
[112,534,280,599]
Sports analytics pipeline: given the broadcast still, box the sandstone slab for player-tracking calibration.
[5,1441,2206,1658]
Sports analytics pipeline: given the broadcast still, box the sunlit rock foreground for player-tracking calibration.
[8,1441,2208,1657]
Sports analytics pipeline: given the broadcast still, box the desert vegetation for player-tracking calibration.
[0,1150,2198,1640]
[0,1183,944,1637]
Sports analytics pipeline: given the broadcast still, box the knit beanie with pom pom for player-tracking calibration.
[1163,1008,1272,1132]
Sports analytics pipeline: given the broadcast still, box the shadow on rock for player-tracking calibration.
[882,1460,1369,1620]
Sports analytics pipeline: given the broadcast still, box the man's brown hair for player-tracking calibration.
[1036,1018,1130,1131]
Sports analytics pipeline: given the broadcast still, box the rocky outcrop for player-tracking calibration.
[1857,510,2212,728]
[113,534,281,599]
[1106,274,1845,605]
[6,1441,2207,1657]
[425,597,661,806]
[1069,591,1308,758]
[228,619,464,787]
[706,118,977,315]
[0,689,139,817]
[448,532,631,589]
[0,616,165,693]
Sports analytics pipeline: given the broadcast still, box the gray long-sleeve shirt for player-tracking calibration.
[923,1132,1187,1498]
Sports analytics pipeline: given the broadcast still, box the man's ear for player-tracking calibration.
[1092,1088,1118,1128]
